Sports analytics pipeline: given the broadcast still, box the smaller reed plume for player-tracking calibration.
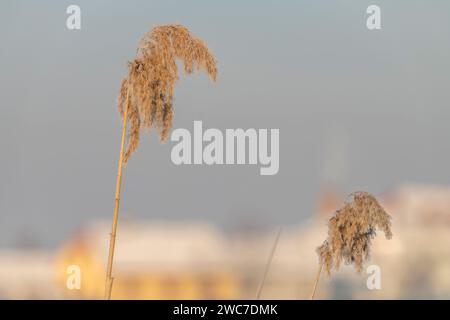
[310,192,392,299]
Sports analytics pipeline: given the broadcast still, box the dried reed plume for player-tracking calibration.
[105,24,217,300]
[118,24,217,163]
[310,192,392,299]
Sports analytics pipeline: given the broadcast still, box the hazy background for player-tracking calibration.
[1,0,450,248]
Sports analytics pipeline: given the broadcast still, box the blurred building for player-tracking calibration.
[0,250,58,299]
[1,184,450,299]
[55,221,239,299]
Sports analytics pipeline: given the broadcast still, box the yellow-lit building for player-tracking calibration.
[55,221,240,299]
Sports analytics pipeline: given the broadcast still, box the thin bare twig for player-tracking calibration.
[256,226,282,299]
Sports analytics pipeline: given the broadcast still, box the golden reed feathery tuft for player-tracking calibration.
[310,192,392,299]
[105,24,217,300]
[118,24,217,163]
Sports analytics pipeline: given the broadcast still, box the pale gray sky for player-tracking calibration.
[1,1,450,247]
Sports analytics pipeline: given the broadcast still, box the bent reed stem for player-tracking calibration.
[105,89,130,300]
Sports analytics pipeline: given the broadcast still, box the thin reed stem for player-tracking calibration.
[255,226,282,299]
[310,263,323,300]
[105,89,130,300]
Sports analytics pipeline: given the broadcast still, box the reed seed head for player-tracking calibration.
[118,24,217,163]
[317,192,392,275]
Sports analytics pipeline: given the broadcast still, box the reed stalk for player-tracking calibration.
[104,89,129,300]
[309,263,322,300]
[256,227,282,299]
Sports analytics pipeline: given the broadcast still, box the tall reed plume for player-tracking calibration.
[118,24,217,163]
[105,24,217,300]
[310,192,392,299]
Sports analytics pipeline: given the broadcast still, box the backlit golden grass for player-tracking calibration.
[311,192,392,299]
[105,24,217,299]
[317,192,392,274]
[118,24,217,163]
